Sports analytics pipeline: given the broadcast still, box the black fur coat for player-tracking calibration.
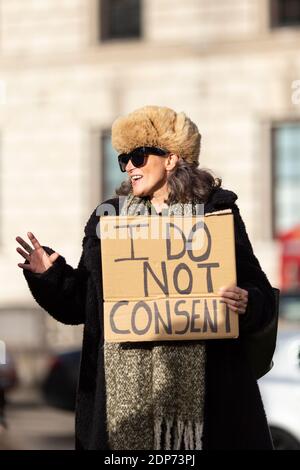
[23,188,275,450]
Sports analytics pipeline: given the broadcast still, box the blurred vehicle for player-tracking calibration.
[278,289,300,327]
[41,350,81,412]
[259,290,300,450]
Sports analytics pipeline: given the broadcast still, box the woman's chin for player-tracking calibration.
[132,186,148,197]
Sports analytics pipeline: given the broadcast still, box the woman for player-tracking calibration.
[16,106,275,450]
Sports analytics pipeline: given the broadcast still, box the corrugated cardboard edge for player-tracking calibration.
[205,209,233,217]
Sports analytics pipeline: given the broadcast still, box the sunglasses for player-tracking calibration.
[118,146,169,172]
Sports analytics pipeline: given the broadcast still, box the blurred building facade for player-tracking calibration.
[0,0,300,384]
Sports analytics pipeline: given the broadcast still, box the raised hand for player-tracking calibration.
[16,232,60,274]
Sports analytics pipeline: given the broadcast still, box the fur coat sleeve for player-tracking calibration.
[23,245,88,325]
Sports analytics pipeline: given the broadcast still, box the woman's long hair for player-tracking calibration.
[114,159,221,204]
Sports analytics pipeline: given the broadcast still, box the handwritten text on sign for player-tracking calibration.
[100,212,238,342]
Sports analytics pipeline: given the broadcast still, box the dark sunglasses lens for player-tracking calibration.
[118,155,130,172]
[131,152,147,168]
[119,151,147,172]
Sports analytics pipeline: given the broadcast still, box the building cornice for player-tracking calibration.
[0,32,300,70]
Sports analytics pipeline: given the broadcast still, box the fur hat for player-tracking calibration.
[111,105,201,164]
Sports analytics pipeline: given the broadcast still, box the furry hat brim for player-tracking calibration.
[111,105,201,164]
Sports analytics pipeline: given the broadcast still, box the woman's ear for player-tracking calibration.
[165,153,179,171]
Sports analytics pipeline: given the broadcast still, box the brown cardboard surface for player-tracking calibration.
[100,212,238,342]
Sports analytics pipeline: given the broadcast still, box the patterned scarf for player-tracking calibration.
[104,194,206,450]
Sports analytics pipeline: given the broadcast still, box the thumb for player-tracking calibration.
[49,252,60,263]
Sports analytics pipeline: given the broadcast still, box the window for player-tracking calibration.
[270,0,300,27]
[272,122,300,236]
[100,0,141,41]
[101,131,125,201]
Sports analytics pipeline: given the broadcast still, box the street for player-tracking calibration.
[0,388,75,450]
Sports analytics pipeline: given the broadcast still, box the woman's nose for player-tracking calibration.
[125,159,135,172]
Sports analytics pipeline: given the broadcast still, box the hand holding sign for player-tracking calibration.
[16,232,60,274]
[219,285,248,314]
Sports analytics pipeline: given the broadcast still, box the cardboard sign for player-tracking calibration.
[100,211,238,342]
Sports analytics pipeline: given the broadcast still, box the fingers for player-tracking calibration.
[219,290,240,301]
[222,297,248,307]
[219,285,248,315]
[49,252,60,263]
[27,232,41,251]
[219,290,248,303]
[16,232,42,255]
[16,232,41,251]
[219,286,248,300]
[16,236,33,254]
[220,299,247,314]
[16,247,31,261]
[222,297,248,313]
[17,263,32,270]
